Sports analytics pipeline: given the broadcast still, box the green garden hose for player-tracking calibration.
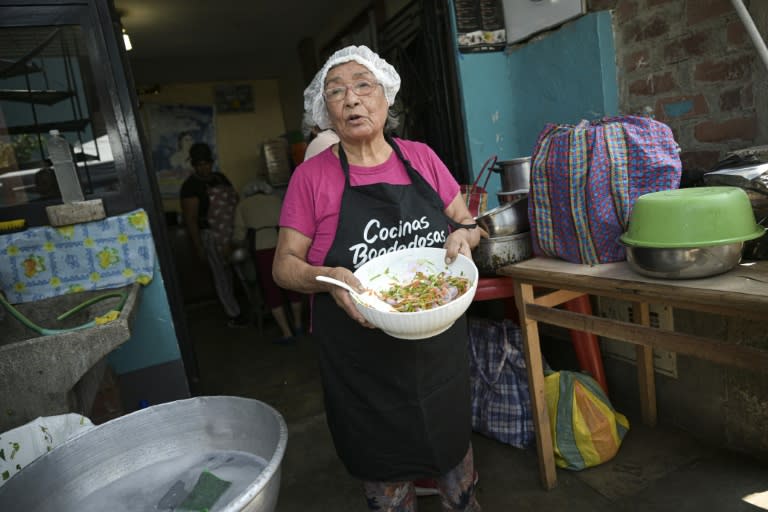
[0,290,128,336]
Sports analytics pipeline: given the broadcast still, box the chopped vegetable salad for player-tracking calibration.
[375,271,471,312]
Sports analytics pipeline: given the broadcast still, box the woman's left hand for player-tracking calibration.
[444,228,477,264]
[443,193,487,263]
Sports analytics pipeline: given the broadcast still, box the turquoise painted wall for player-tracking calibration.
[454,10,619,208]
[108,256,181,374]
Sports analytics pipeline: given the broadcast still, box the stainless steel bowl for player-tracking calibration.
[472,231,533,276]
[475,196,529,236]
[623,242,744,279]
[497,191,527,204]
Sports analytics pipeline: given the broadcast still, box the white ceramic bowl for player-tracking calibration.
[353,247,479,340]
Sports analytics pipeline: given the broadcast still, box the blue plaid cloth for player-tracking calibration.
[529,115,682,264]
[468,318,534,449]
[0,209,154,304]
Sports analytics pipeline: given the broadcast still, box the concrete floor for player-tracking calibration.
[187,301,768,512]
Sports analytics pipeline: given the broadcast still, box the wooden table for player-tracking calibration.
[497,257,768,490]
[474,277,608,393]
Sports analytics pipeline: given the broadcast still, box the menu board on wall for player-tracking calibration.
[453,0,506,53]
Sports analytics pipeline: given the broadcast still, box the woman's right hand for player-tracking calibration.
[273,228,375,328]
[323,267,376,329]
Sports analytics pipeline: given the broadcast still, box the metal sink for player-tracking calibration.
[0,284,141,433]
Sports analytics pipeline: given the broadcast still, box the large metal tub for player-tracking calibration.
[0,396,287,512]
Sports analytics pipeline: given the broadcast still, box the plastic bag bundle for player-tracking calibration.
[461,155,496,216]
[545,370,630,470]
[0,414,94,486]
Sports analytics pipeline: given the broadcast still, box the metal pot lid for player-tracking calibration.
[497,156,531,164]
[475,197,526,219]
[478,231,531,243]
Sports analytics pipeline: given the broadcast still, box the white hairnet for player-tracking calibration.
[304,45,401,130]
[243,179,273,197]
[301,111,316,139]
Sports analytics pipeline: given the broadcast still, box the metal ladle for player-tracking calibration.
[315,275,397,312]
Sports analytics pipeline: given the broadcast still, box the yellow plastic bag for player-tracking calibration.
[545,370,629,470]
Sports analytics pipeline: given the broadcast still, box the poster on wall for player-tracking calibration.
[143,104,216,199]
[214,84,254,113]
[453,0,506,53]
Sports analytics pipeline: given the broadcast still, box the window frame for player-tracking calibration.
[0,2,139,226]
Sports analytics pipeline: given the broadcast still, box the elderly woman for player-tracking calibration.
[273,46,483,511]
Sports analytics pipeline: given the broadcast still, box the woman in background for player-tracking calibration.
[233,179,304,343]
[180,142,246,328]
[302,111,340,161]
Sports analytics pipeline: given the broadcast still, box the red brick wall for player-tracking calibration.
[589,0,768,177]
[587,1,768,460]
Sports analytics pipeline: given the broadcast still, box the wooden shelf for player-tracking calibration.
[0,29,59,80]
[75,152,98,162]
[0,59,41,79]
[0,89,74,105]
[6,118,90,136]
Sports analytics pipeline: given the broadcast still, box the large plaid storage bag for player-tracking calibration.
[468,318,534,449]
[529,115,682,264]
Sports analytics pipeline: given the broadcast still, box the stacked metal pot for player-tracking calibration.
[472,157,534,276]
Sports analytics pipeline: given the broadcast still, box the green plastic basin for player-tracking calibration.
[620,186,766,248]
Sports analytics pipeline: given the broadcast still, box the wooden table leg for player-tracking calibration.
[514,281,557,489]
[633,302,658,427]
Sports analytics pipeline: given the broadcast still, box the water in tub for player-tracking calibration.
[73,449,269,511]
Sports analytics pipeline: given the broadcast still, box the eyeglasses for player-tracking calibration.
[323,80,381,103]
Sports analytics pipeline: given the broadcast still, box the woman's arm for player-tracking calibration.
[273,227,373,326]
[181,196,205,261]
[442,192,487,263]
[231,201,247,247]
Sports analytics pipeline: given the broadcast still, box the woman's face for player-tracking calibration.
[179,133,194,149]
[192,159,213,179]
[323,61,388,143]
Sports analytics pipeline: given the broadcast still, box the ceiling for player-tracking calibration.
[113,0,367,84]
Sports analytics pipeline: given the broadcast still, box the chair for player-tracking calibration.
[230,227,279,336]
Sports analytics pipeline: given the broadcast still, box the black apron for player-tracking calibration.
[314,136,472,481]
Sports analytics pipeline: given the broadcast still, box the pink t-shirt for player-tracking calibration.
[280,138,460,266]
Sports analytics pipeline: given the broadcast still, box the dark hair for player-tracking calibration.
[177,131,194,147]
[189,142,213,164]
[35,167,61,199]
